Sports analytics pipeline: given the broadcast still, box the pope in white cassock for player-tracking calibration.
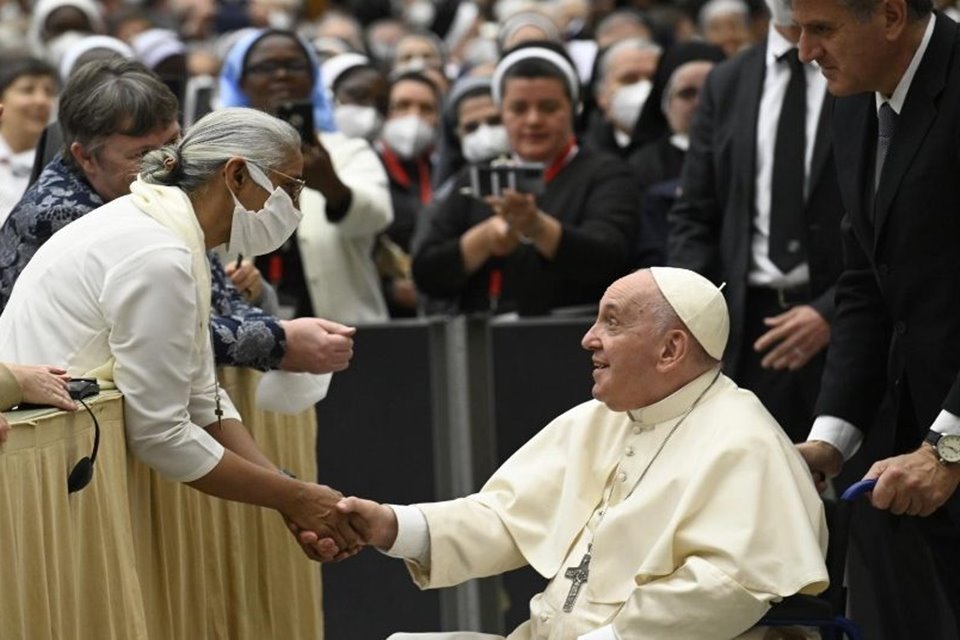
[337,267,829,639]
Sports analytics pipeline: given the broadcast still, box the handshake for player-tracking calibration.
[279,483,399,562]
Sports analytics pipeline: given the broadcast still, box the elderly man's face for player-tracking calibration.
[581,271,667,411]
[794,0,892,96]
[73,120,181,202]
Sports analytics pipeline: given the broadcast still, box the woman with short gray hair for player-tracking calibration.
[0,107,363,561]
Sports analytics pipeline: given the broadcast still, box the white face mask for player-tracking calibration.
[226,161,303,257]
[461,124,511,163]
[334,104,383,141]
[381,114,436,159]
[610,79,653,133]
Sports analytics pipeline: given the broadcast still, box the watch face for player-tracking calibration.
[937,434,960,463]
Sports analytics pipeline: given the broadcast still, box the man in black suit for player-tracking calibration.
[668,0,844,443]
[794,0,960,628]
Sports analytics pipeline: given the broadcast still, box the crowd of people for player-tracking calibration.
[1,0,960,637]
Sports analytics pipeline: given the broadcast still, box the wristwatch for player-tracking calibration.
[924,430,960,464]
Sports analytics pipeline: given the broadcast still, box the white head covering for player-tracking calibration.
[491,45,579,107]
[58,34,134,81]
[131,28,186,70]
[321,52,370,100]
[649,267,729,360]
[28,0,105,56]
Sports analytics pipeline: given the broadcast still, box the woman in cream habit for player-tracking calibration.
[0,107,363,560]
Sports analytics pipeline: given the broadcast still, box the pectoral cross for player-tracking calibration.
[562,547,591,612]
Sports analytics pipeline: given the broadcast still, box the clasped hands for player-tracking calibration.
[285,492,399,562]
[797,439,960,517]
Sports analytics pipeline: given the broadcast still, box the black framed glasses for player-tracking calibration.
[245,59,311,77]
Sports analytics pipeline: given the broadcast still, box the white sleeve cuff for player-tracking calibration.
[578,624,620,640]
[381,504,430,566]
[808,416,864,461]
[930,410,960,436]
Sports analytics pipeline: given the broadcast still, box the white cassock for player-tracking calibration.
[385,368,828,640]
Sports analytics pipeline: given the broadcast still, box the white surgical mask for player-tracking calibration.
[226,162,303,256]
[610,79,653,133]
[334,104,383,141]
[461,124,510,163]
[381,114,436,159]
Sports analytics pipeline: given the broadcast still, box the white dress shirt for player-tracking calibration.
[748,24,827,289]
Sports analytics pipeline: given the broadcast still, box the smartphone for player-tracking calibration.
[276,100,316,145]
[466,162,545,199]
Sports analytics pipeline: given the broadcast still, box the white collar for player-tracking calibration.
[765,23,796,65]
[875,14,935,115]
[627,366,722,425]
[670,133,690,151]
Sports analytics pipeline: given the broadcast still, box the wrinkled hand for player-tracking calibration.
[796,440,844,493]
[279,318,356,373]
[754,305,830,370]
[9,364,75,411]
[283,483,370,562]
[486,190,543,240]
[336,496,398,549]
[865,446,960,516]
[0,414,9,444]
[224,259,264,303]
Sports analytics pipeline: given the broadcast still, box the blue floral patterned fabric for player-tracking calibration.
[0,156,286,370]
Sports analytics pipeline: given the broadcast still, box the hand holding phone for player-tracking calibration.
[276,100,316,146]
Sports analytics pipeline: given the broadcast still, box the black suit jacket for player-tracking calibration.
[816,14,960,441]
[668,39,845,374]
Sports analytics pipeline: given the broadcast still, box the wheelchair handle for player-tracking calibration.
[840,478,877,501]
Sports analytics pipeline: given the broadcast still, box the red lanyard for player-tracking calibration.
[543,138,578,183]
[380,145,433,204]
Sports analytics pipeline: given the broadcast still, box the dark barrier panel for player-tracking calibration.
[314,316,594,637]
[316,320,444,639]
[488,316,595,631]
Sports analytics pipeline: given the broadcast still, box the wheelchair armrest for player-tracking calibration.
[761,594,836,621]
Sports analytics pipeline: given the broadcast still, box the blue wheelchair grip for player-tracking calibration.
[841,478,877,501]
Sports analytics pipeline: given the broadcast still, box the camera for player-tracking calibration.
[464,160,545,199]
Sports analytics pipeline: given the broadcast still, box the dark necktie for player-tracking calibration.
[769,48,807,273]
[875,102,898,192]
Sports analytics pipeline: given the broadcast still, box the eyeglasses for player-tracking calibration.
[245,59,311,77]
[266,166,306,201]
